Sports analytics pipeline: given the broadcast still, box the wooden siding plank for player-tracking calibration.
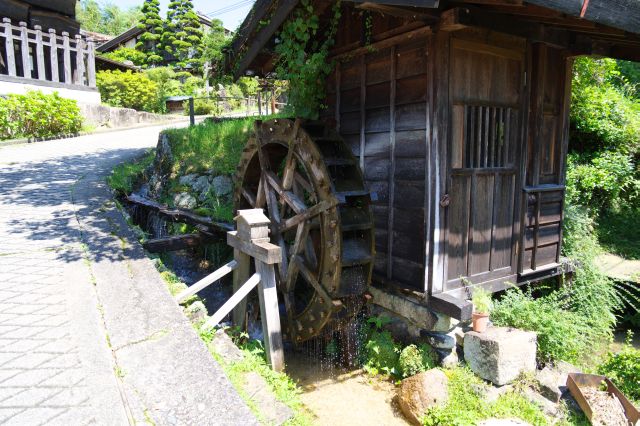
[387,46,397,279]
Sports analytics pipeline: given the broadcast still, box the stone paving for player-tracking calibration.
[0,126,255,425]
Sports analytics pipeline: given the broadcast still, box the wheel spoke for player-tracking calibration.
[294,172,313,193]
[279,200,334,233]
[264,170,307,214]
[255,175,266,208]
[295,256,332,304]
[242,187,256,207]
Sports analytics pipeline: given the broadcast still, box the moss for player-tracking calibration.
[107,150,155,195]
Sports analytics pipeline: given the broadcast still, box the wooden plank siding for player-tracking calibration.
[319,5,573,297]
[519,44,568,275]
[324,13,430,291]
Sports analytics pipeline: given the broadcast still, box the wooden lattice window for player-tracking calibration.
[462,105,514,169]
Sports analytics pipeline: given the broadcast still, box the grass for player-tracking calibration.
[199,328,313,425]
[422,366,588,426]
[107,150,155,195]
[597,207,640,259]
[162,117,255,176]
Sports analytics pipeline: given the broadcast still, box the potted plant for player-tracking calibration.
[471,288,493,333]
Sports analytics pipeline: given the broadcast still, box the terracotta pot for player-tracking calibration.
[472,312,489,333]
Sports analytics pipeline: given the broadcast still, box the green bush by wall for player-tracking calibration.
[96,70,160,112]
[0,91,82,140]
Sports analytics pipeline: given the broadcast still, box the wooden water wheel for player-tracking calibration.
[234,118,374,343]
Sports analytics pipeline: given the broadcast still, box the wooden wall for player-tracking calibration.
[321,4,571,295]
[323,6,430,291]
[518,44,570,275]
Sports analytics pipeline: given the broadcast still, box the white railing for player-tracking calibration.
[0,18,96,87]
[175,209,285,372]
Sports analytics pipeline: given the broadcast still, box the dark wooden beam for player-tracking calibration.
[439,6,570,48]
[355,2,436,20]
[346,0,440,7]
[143,234,203,253]
[429,293,473,321]
[525,0,640,35]
[125,194,233,234]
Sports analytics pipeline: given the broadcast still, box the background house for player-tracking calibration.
[0,0,100,104]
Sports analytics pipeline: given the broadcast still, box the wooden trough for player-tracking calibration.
[567,373,639,425]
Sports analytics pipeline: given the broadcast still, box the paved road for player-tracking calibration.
[0,126,255,425]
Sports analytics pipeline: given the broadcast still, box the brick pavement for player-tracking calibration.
[0,125,256,425]
[0,129,166,424]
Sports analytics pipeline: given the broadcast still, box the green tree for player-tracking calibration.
[100,47,147,67]
[76,0,141,36]
[163,0,204,71]
[136,0,165,66]
[202,18,229,79]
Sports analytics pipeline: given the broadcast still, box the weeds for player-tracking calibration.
[107,150,155,195]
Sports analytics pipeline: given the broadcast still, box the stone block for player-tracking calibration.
[536,361,581,403]
[397,369,449,425]
[421,330,457,349]
[464,327,537,386]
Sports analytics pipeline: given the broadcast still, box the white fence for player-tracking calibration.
[0,18,96,88]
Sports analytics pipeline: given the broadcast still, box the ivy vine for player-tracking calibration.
[275,0,342,119]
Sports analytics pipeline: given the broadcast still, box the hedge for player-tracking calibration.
[96,70,160,112]
[0,91,82,140]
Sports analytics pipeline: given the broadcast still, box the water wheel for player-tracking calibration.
[234,118,374,343]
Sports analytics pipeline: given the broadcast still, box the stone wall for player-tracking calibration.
[79,103,182,129]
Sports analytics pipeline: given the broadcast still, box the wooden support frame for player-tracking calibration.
[180,209,284,372]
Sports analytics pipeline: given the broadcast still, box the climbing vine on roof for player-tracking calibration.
[275,0,342,119]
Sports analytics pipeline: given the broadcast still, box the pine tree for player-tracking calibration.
[136,0,164,66]
[163,0,204,71]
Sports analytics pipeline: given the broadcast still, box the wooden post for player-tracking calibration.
[229,209,284,372]
[19,22,29,78]
[86,38,96,87]
[232,249,251,330]
[3,18,16,77]
[257,90,262,116]
[62,31,71,84]
[74,34,85,85]
[48,29,59,82]
[256,260,284,372]
[34,25,45,80]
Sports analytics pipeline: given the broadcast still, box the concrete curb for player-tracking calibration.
[72,167,257,424]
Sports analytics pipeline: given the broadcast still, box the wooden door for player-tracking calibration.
[444,38,524,291]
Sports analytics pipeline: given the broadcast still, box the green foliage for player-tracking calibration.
[597,207,640,260]
[76,0,142,36]
[100,47,147,67]
[0,91,82,140]
[597,332,640,402]
[566,151,637,211]
[107,150,154,195]
[96,70,160,112]
[184,98,220,116]
[472,288,493,314]
[274,0,341,119]
[492,287,595,365]
[398,344,437,378]
[422,366,552,426]
[136,0,165,66]
[237,77,259,97]
[162,117,254,176]
[202,18,230,78]
[163,0,204,70]
[200,329,313,425]
[492,206,621,365]
[363,328,400,377]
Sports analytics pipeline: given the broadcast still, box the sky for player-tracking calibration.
[108,0,255,30]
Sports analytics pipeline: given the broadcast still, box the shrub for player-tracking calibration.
[598,332,640,402]
[0,91,82,140]
[363,328,400,377]
[422,366,551,426]
[100,47,147,67]
[472,288,493,314]
[184,98,220,116]
[398,344,437,378]
[96,70,160,112]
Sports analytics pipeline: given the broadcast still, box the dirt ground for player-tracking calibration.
[285,353,409,426]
